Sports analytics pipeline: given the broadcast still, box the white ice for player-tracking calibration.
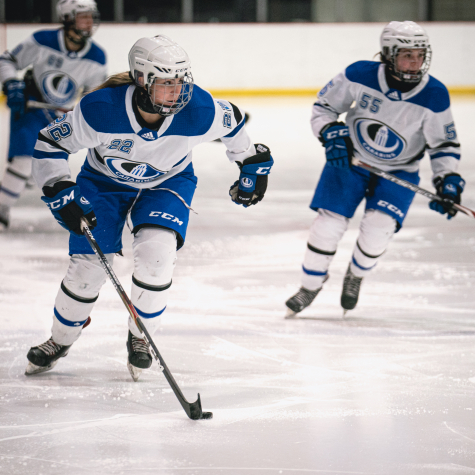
[0,96,475,475]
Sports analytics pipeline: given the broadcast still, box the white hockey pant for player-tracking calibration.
[51,228,177,346]
[301,209,349,291]
[350,209,397,278]
[0,156,33,207]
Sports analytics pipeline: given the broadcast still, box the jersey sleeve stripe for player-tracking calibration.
[229,102,243,124]
[33,149,69,160]
[314,103,338,114]
[429,151,461,160]
[222,118,245,138]
[37,132,71,153]
[427,141,460,150]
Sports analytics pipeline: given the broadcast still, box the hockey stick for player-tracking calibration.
[353,158,475,219]
[27,100,72,113]
[80,219,213,420]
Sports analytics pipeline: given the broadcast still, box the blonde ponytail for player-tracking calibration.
[89,72,135,93]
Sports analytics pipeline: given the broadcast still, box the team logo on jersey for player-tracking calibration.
[138,129,159,141]
[40,71,77,106]
[385,89,402,101]
[354,118,405,160]
[104,156,165,184]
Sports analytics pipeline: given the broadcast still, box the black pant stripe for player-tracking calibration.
[356,241,384,259]
[132,275,172,292]
[61,281,99,304]
[6,167,29,181]
[307,243,336,256]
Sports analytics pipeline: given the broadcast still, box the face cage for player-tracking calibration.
[389,45,432,83]
[147,73,194,117]
[65,11,100,39]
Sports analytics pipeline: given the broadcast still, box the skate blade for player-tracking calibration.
[25,360,58,375]
[127,361,143,382]
[285,307,298,319]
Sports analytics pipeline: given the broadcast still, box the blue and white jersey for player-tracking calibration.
[0,28,107,109]
[311,61,460,180]
[32,84,253,189]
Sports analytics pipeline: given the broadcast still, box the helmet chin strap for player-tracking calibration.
[136,87,160,114]
[384,62,420,93]
[65,27,87,47]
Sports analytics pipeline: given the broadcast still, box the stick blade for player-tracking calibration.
[186,393,213,420]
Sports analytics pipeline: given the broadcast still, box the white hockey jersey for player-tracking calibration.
[0,28,107,108]
[311,61,460,180]
[32,84,254,189]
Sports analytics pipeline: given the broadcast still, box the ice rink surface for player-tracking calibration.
[0,96,475,475]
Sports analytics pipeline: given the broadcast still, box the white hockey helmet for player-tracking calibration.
[380,21,431,82]
[57,0,100,39]
[128,35,194,117]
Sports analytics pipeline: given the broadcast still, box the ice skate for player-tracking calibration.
[341,265,363,314]
[0,204,10,231]
[285,287,323,318]
[126,331,152,382]
[25,337,71,375]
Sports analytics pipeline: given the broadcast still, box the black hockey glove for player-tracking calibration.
[429,173,465,220]
[41,181,97,235]
[229,144,274,207]
[319,121,354,169]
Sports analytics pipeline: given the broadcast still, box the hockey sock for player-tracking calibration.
[350,210,397,278]
[51,253,114,345]
[129,227,176,338]
[301,209,348,290]
[0,156,33,207]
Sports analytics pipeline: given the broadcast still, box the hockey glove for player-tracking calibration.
[229,144,274,207]
[429,173,465,219]
[41,181,97,235]
[319,121,354,169]
[3,79,26,121]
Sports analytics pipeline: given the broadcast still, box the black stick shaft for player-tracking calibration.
[353,159,475,219]
[81,220,204,419]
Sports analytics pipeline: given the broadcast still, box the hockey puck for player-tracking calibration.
[201,411,213,419]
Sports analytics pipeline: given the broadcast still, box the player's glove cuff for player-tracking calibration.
[42,181,97,235]
[319,122,353,169]
[429,173,465,219]
[4,79,26,121]
[229,144,274,207]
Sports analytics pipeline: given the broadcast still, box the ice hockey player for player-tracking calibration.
[285,21,464,317]
[0,0,106,230]
[25,35,273,381]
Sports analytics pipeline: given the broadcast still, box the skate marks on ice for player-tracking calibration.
[1,98,475,474]
[0,413,137,443]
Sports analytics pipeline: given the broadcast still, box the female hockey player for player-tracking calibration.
[25,35,273,380]
[285,21,465,317]
[0,0,106,230]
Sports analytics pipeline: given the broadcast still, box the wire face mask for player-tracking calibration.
[148,74,194,117]
[73,11,100,39]
[389,47,432,83]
